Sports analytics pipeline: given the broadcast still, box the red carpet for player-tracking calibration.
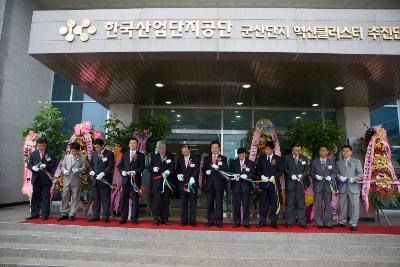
[21,217,400,235]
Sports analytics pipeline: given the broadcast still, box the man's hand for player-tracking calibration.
[177,174,184,181]
[339,176,347,182]
[349,177,356,183]
[291,174,297,181]
[72,168,79,174]
[89,171,95,176]
[261,175,269,182]
[32,166,39,172]
[211,164,219,170]
[164,170,170,176]
[326,176,332,181]
[189,177,195,185]
[128,171,136,176]
[240,174,247,179]
[96,172,105,180]
[206,170,212,175]
[316,175,323,181]
[64,171,70,176]
[40,164,46,170]
[122,171,128,177]
[153,167,159,173]
[270,176,275,183]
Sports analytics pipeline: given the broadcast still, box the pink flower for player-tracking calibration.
[94,130,103,140]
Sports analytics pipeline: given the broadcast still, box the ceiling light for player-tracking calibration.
[176,114,181,117]
[335,86,344,91]
[296,116,301,119]
[231,120,235,123]
[155,83,164,87]
[165,101,172,104]
[302,112,306,115]
[242,84,251,89]
[235,115,241,118]
[176,120,181,122]
[171,110,175,113]
[312,103,319,107]
[236,102,243,106]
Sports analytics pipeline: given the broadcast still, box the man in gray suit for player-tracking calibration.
[58,142,88,221]
[336,145,363,231]
[310,145,337,229]
[284,143,309,229]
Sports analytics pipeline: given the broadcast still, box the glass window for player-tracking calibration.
[53,103,83,134]
[82,103,108,132]
[223,109,252,130]
[153,108,221,130]
[223,134,247,162]
[52,74,71,101]
[72,86,84,101]
[138,108,152,120]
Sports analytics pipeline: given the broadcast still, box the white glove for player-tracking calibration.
[153,167,159,172]
[189,177,195,185]
[339,176,347,182]
[122,171,128,177]
[40,164,46,170]
[291,174,297,181]
[233,174,240,181]
[270,176,275,183]
[349,177,355,183]
[240,174,247,179]
[164,170,170,176]
[261,175,269,182]
[96,172,105,180]
[177,174,184,181]
[211,164,219,170]
[89,171,95,176]
[206,170,212,175]
[32,166,40,172]
[326,176,332,181]
[64,171,70,176]
[316,175,323,181]
[297,174,303,180]
[129,170,136,176]
[72,168,79,174]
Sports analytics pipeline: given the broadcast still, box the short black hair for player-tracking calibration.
[265,141,275,150]
[341,145,353,151]
[130,138,139,144]
[70,142,81,150]
[318,145,329,150]
[36,137,48,144]
[181,144,191,150]
[237,147,246,155]
[93,138,104,146]
[210,140,221,148]
[291,143,302,149]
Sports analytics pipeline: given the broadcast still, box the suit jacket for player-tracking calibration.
[149,152,176,189]
[229,158,254,193]
[256,154,283,191]
[62,154,88,187]
[117,150,145,187]
[27,149,57,185]
[176,154,200,191]
[284,154,309,191]
[310,157,337,193]
[336,157,363,194]
[89,149,115,185]
[201,154,228,191]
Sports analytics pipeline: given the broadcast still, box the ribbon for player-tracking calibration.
[184,182,196,194]
[218,170,236,180]
[253,177,281,214]
[129,173,144,198]
[154,172,175,193]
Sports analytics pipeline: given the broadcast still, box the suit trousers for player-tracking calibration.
[61,184,82,217]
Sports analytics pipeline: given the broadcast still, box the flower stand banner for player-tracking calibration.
[21,131,38,199]
[362,126,400,212]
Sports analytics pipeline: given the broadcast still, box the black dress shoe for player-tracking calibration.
[119,219,127,224]
[325,225,333,229]
[190,222,197,227]
[204,222,215,227]
[131,220,138,225]
[300,224,309,229]
[286,224,293,228]
[161,220,171,225]
[103,218,110,223]
[350,225,357,231]
[42,216,48,221]
[153,221,160,226]
[57,216,68,221]
[256,223,266,228]
[244,224,251,229]
[271,224,278,229]
[68,216,74,221]
[180,222,188,227]
[337,223,346,228]
[25,215,40,220]
[232,224,240,228]
[216,223,223,228]
[88,218,100,222]
[317,225,324,229]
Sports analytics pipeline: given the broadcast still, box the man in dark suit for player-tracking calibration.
[88,138,115,223]
[26,137,57,220]
[176,144,200,227]
[117,138,145,225]
[310,145,337,229]
[202,140,228,228]
[284,143,309,229]
[256,141,283,229]
[229,147,254,228]
[149,141,175,226]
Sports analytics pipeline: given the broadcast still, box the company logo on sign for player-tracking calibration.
[59,19,96,42]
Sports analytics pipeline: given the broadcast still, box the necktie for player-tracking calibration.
[40,151,44,161]
[212,155,217,164]
[185,156,189,168]
[130,152,135,162]
[295,156,298,165]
